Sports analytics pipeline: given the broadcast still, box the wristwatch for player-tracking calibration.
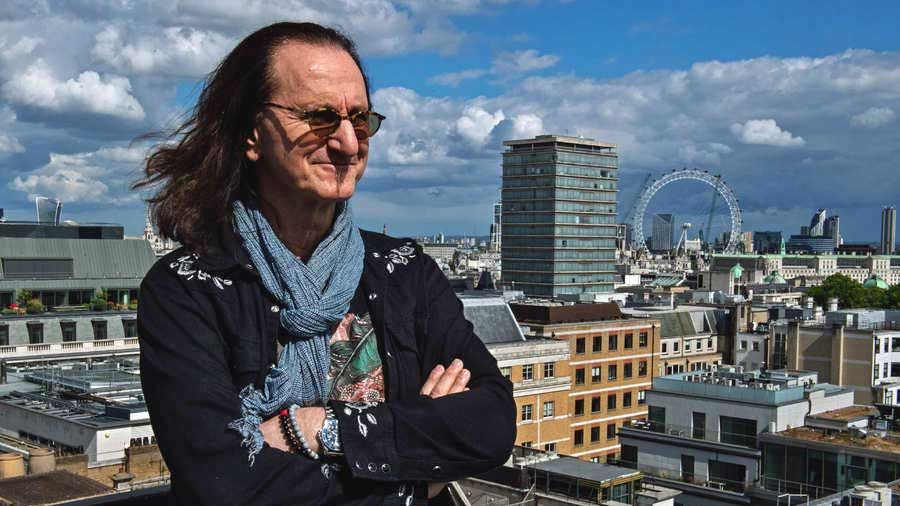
[317,405,344,458]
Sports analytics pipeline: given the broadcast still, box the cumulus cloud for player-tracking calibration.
[2,59,145,121]
[92,26,234,77]
[730,119,804,147]
[491,49,559,76]
[8,145,149,204]
[850,107,895,128]
[677,142,732,165]
[455,105,505,146]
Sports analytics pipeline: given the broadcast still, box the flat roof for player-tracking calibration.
[808,405,879,423]
[503,134,617,149]
[527,456,639,483]
[772,426,900,457]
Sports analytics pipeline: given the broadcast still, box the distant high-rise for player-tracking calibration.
[35,196,62,225]
[808,208,827,237]
[882,206,896,255]
[651,213,674,252]
[489,202,502,253]
[501,134,618,297]
[823,215,841,249]
[753,231,783,254]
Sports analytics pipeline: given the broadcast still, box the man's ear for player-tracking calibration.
[246,127,261,162]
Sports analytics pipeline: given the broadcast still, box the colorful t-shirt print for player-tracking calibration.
[326,311,385,403]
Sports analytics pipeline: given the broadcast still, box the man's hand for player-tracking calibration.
[261,406,325,454]
[420,358,471,499]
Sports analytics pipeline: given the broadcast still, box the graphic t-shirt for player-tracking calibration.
[276,286,385,403]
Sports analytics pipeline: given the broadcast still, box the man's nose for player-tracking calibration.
[327,118,360,157]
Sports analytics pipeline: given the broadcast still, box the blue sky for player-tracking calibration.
[1,1,899,243]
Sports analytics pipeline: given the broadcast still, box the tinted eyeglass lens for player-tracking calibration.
[307,109,343,132]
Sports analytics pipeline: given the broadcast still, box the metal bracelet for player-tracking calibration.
[289,404,320,460]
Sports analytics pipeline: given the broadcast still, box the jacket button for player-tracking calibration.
[245,264,254,270]
[270,305,280,313]
[354,460,363,470]
[431,465,441,474]
[368,463,378,473]
[368,293,378,300]
[381,463,391,473]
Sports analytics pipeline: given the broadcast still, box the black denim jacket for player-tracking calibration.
[137,225,516,506]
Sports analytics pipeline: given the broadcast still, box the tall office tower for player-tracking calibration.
[824,215,841,250]
[650,213,674,252]
[882,206,896,255]
[501,135,618,298]
[808,208,827,237]
[489,202,502,253]
[35,196,62,225]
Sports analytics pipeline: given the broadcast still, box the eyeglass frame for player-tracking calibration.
[262,102,385,138]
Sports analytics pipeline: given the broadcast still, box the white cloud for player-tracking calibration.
[2,59,145,121]
[92,26,234,77]
[0,36,43,59]
[0,135,25,154]
[8,145,150,204]
[429,68,487,87]
[491,49,559,76]
[677,142,732,165]
[730,119,804,147]
[850,107,895,128]
[455,105,505,146]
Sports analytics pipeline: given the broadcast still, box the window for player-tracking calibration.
[740,340,748,351]
[623,392,632,408]
[0,324,8,346]
[591,366,601,383]
[60,321,76,342]
[575,368,585,385]
[591,426,601,442]
[574,429,584,446]
[521,404,533,421]
[720,416,757,447]
[500,366,511,380]
[607,423,617,440]
[685,341,691,352]
[543,442,556,452]
[92,319,107,341]
[1,258,73,279]
[662,342,668,353]
[621,445,638,468]
[608,364,617,381]
[709,460,747,493]
[543,362,555,378]
[673,341,679,352]
[543,401,554,418]
[574,398,584,416]
[692,412,706,439]
[592,335,602,352]
[682,454,695,482]
[576,337,585,354]
[707,338,713,349]
[122,319,138,338]
[27,323,43,344]
[624,333,633,349]
[609,334,618,350]
[522,364,534,381]
[624,362,633,378]
[607,394,617,411]
[638,390,647,405]
[638,360,648,376]
[752,341,760,352]
[521,441,532,448]
[639,332,648,347]
[591,396,601,413]
[648,406,665,432]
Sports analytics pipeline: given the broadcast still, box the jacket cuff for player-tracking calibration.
[331,400,400,482]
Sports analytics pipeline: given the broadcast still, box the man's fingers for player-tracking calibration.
[431,359,464,398]
[419,365,445,396]
[448,368,470,394]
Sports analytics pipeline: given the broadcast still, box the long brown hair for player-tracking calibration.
[133,22,370,254]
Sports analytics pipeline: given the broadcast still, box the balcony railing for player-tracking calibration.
[621,420,758,449]
[0,338,140,360]
[514,376,571,391]
[613,458,749,494]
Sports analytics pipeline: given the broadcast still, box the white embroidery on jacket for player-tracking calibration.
[385,243,416,274]
[169,254,233,290]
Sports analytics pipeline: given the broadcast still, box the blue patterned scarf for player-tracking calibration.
[227,198,364,464]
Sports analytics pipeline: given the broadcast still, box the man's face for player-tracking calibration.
[248,42,369,204]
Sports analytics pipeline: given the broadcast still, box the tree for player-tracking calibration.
[15,289,34,307]
[807,274,866,309]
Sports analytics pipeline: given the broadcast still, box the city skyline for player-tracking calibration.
[0,2,899,242]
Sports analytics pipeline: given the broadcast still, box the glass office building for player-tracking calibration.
[501,135,618,297]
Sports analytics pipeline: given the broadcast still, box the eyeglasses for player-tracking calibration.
[263,102,385,139]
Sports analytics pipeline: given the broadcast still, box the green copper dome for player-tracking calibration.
[763,270,787,284]
[730,263,744,279]
[863,274,889,290]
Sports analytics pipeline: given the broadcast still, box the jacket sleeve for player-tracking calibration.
[334,252,517,483]
[138,261,364,505]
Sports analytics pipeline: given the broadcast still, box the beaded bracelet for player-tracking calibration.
[288,404,320,460]
[278,409,303,454]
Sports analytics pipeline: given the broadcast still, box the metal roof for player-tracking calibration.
[461,296,526,344]
[0,237,156,281]
[527,456,639,483]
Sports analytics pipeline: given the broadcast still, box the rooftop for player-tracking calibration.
[504,134,617,149]
[459,295,525,344]
[510,302,624,324]
[808,405,879,423]
[651,369,833,406]
[527,456,639,484]
[0,470,109,505]
[771,426,900,457]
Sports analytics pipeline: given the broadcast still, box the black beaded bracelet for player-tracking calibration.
[279,408,302,454]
